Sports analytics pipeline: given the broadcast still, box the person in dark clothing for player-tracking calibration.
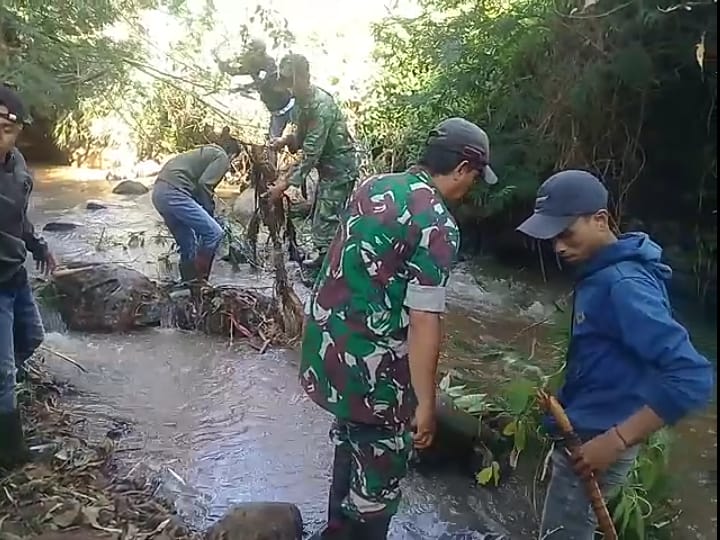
[0,85,57,470]
[151,144,235,282]
[218,39,295,138]
[516,170,713,539]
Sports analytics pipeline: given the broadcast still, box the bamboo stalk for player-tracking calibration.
[536,389,618,540]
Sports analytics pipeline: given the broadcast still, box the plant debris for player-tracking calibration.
[0,360,200,540]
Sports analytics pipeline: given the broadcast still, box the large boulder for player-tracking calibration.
[112,180,149,195]
[47,262,162,332]
[204,502,303,540]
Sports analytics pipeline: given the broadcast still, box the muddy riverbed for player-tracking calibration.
[26,166,717,539]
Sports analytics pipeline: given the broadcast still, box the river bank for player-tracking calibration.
[0,360,195,540]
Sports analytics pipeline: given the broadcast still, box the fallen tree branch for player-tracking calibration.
[39,344,89,373]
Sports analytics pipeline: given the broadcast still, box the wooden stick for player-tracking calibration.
[536,390,618,540]
[39,345,89,373]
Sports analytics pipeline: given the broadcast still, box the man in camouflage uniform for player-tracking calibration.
[301,118,499,539]
[218,39,295,139]
[268,54,358,279]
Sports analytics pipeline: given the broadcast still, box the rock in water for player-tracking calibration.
[204,502,303,540]
[42,221,81,232]
[112,180,149,195]
[86,200,108,210]
[414,393,513,476]
[48,262,162,332]
[231,187,256,226]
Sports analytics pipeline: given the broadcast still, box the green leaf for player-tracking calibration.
[476,466,494,485]
[514,421,527,452]
[492,461,501,486]
[438,372,452,392]
[634,504,645,539]
[503,420,517,437]
[504,378,535,415]
[454,393,488,414]
[612,494,629,531]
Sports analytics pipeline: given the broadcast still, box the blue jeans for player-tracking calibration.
[539,445,639,539]
[152,181,224,262]
[0,278,44,414]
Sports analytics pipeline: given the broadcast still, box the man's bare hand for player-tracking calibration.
[36,251,58,276]
[412,402,436,449]
[269,136,288,150]
[571,427,627,479]
[268,179,290,202]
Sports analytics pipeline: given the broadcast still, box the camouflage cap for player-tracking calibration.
[427,117,498,185]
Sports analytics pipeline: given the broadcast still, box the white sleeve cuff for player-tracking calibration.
[404,283,447,313]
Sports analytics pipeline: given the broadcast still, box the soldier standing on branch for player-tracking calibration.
[301,118,498,539]
[268,53,359,284]
[218,38,295,139]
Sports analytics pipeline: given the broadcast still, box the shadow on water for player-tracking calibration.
[28,166,716,539]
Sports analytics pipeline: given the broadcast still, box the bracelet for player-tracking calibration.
[613,426,629,449]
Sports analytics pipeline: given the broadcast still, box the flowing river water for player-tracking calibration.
[25,166,716,539]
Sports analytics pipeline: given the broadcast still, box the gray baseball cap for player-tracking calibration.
[427,117,498,185]
[517,170,608,240]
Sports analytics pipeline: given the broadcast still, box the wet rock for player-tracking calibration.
[47,262,162,332]
[414,393,513,476]
[86,200,108,210]
[231,187,256,225]
[204,502,303,540]
[42,221,82,232]
[111,180,149,195]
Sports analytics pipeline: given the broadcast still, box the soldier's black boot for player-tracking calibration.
[350,514,391,540]
[309,443,354,539]
[178,260,197,283]
[0,409,31,471]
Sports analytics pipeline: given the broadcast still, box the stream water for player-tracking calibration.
[26,166,717,539]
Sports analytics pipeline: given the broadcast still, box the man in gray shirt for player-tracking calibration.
[151,144,235,282]
[0,85,56,470]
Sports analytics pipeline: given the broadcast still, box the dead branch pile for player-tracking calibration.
[169,284,292,349]
[0,360,198,540]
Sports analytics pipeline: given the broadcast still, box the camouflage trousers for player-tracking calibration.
[311,179,355,254]
[328,419,412,521]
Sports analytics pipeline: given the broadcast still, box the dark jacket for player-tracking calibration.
[0,148,48,285]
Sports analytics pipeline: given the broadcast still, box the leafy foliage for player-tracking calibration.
[441,311,678,538]
[362,0,717,302]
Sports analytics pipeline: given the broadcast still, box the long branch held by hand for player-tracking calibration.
[245,144,303,342]
[536,390,618,540]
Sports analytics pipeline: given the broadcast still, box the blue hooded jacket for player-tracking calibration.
[552,233,713,439]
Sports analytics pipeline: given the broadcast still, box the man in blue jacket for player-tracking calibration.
[516,170,713,539]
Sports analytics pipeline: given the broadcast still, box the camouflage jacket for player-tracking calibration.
[287,86,358,188]
[299,168,460,426]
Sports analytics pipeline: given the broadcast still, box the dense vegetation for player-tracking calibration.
[2,0,716,306]
[360,0,717,307]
